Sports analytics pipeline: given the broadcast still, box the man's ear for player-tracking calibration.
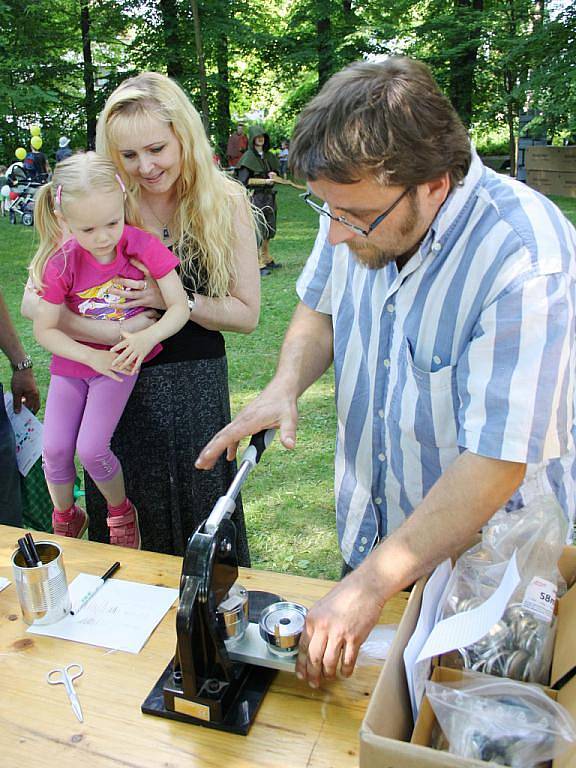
[420,173,451,212]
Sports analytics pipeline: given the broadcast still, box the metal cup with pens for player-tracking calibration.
[11,537,71,625]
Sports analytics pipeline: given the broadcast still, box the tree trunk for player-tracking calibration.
[317,16,332,90]
[79,0,96,150]
[189,0,210,134]
[448,0,484,127]
[159,0,185,80]
[214,31,231,160]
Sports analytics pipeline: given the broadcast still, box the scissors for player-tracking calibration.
[47,663,84,722]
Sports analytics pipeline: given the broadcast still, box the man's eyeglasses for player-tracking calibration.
[300,186,414,238]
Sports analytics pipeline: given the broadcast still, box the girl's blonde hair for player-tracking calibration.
[96,72,251,297]
[29,152,127,289]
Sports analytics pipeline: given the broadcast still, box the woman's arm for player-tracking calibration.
[110,195,261,334]
[111,270,189,371]
[22,279,159,344]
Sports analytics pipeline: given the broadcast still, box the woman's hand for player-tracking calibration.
[87,349,124,381]
[109,259,166,310]
[122,309,160,334]
[111,329,157,373]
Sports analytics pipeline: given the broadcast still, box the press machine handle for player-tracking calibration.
[203,429,276,534]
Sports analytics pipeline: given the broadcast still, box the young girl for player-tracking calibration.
[30,152,189,548]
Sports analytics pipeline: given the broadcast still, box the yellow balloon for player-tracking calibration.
[30,124,42,136]
[15,147,26,160]
[30,136,43,150]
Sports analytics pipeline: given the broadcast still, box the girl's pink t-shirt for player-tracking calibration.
[40,225,179,378]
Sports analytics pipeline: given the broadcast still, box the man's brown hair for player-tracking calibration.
[290,57,471,188]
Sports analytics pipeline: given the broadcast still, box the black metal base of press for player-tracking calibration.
[141,660,276,735]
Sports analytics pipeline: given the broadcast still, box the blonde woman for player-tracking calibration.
[23,74,259,560]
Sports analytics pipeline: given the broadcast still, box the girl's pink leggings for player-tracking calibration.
[42,373,137,485]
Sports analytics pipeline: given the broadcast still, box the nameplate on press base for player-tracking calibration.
[173,696,211,721]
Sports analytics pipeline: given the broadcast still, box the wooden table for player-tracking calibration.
[0,525,408,767]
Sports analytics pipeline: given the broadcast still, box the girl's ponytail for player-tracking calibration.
[29,183,63,289]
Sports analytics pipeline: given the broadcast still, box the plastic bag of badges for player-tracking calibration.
[425,677,576,767]
[439,495,568,684]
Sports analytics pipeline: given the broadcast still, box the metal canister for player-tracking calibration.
[11,542,71,625]
[216,583,249,644]
[259,601,307,656]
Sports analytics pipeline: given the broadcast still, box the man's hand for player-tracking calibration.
[11,369,40,414]
[296,569,384,688]
[195,380,299,468]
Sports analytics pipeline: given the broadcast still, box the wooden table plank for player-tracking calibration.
[0,526,407,767]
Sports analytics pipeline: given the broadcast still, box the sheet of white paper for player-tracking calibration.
[4,392,43,476]
[415,551,520,665]
[403,559,452,719]
[27,573,178,653]
[0,577,10,593]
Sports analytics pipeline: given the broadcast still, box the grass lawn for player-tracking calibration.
[2,188,575,580]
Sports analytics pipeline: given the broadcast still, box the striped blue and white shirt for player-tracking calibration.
[296,151,576,568]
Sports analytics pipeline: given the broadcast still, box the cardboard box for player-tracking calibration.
[359,546,576,767]
[527,169,576,198]
[412,667,576,767]
[526,146,576,172]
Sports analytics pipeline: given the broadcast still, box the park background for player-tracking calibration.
[1,0,575,579]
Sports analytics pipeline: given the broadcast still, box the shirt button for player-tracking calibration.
[358,545,365,553]
[360,536,368,544]
[383,359,391,368]
[431,242,442,253]
[378,409,385,419]
[375,497,382,505]
[433,355,442,365]
[386,303,395,313]
[378,453,385,462]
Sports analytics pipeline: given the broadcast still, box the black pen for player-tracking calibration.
[70,561,121,616]
[25,533,42,567]
[17,537,36,568]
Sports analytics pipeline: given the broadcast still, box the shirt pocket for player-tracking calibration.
[394,337,459,449]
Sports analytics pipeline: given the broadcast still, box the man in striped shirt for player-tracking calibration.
[197,58,576,687]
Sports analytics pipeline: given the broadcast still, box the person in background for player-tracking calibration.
[197,57,576,687]
[24,142,50,183]
[226,123,248,168]
[237,125,282,276]
[0,165,8,216]
[22,72,259,561]
[279,140,290,179]
[56,136,73,163]
[0,289,40,526]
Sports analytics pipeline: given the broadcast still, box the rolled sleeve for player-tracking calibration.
[458,272,575,463]
[296,214,334,315]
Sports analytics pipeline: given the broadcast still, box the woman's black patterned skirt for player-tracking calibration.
[85,357,251,565]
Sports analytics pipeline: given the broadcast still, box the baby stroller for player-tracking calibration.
[5,164,43,226]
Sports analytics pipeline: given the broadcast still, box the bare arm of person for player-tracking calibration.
[295,451,526,688]
[111,270,189,372]
[21,279,159,344]
[0,290,40,413]
[33,300,122,381]
[108,195,261,334]
[195,301,334,467]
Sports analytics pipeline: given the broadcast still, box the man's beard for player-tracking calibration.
[348,194,422,269]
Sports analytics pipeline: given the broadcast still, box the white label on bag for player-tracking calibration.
[522,577,557,623]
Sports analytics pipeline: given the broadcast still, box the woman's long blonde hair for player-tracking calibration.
[96,72,250,297]
[29,152,126,288]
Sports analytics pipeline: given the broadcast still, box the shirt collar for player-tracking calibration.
[427,145,485,246]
